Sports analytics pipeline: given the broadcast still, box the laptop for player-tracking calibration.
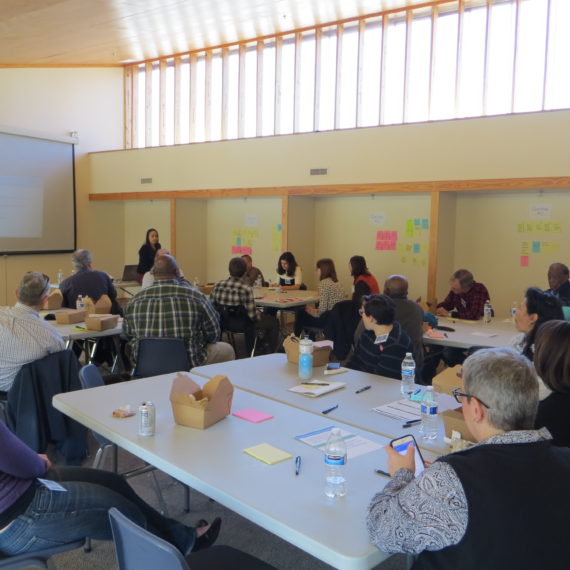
[121,265,138,282]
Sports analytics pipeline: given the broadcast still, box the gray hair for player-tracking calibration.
[152,254,178,277]
[463,347,538,431]
[71,249,92,270]
[18,271,51,306]
[384,274,409,297]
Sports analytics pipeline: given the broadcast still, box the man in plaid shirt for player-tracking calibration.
[211,257,279,354]
[124,255,234,367]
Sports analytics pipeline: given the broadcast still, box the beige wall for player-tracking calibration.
[0,68,124,304]
[175,199,208,282]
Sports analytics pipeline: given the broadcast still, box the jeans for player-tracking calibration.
[0,467,195,556]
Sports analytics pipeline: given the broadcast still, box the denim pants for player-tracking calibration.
[0,467,194,555]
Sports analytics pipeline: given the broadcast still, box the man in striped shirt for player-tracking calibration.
[124,255,234,367]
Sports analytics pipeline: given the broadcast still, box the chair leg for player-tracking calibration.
[150,469,169,516]
[183,484,191,512]
[250,334,258,358]
[84,537,92,553]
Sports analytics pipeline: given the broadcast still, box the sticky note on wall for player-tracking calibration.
[520,255,529,267]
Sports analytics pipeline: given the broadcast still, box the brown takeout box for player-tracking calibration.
[46,289,63,310]
[170,373,234,430]
[432,364,462,397]
[283,335,333,367]
[84,295,112,314]
[85,314,120,331]
[55,309,87,324]
[442,407,475,443]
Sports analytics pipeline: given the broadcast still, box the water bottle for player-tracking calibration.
[324,428,347,498]
[511,301,518,323]
[76,295,85,310]
[483,300,492,324]
[298,337,313,381]
[57,269,64,285]
[420,386,438,440]
[401,352,416,396]
[255,276,262,289]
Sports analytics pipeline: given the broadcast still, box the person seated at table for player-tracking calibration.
[545,262,570,306]
[0,421,220,557]
[0,272,64,394]
[241,254,265,287]
[294,258,347,338]
[367,347,570,570]
[271,251,303,290]
[211,257,279,355]
[346,294,412,380]
[60,249,122,315]
[511,287,563,361]
[349,255,379,302]
[141,248,190,290]
[534,320,570,447]
[436,269,489,321]
[124,255,234,367]
[136,228,161,283]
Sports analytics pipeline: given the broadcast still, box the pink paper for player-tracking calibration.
[241,246,252,255]
[231,245,241,254]
[375,241,383,250]
[390,230,398,241]
[388,241,396,251]
[232,408,274,423]
[520,255,529,267]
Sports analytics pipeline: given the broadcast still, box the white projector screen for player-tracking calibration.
[0,131,76,255]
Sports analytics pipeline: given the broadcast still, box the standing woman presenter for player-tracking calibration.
[136,228,161,283]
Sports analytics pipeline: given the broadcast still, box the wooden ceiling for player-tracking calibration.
[1,0,447,67]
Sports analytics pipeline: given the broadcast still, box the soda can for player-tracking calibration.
[138,401,156,437]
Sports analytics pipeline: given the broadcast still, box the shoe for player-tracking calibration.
[193,517,222,552]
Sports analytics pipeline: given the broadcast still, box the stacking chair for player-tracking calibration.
[133,338,190,378]
[108,507,276,570]
[214,304,257,358]
[0,540,86,570]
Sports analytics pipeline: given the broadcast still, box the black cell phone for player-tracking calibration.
[435,325,455,332]
[390,434,425,477]
[326,362,341,370]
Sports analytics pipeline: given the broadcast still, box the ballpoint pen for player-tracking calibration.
[355,385,371,394]
[295,455,301,476]
[403,419,422,428]
[375,469,391,478]
[322,405,338,414]
[300,382,329,386]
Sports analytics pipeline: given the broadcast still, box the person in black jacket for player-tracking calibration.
[136,228,161,283]
[546,262,570,306]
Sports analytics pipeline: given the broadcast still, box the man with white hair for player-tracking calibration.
[60,249,120,314]
[367,347,570,569]
[0,272,65,393]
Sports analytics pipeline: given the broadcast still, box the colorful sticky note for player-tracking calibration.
[552,222,561,232]
[413,219,420,227]
[532,241,541,253]
[233,408,273,423]
[242,246,252,255]
[520,255,529,267]
[405,220,414,238]
[390,230,398,241]
[413,243,420,254]
[276,224,282,232]
[231,245,241,254]
[421,219,429,230]
[375,241,383,251]
[521,242,530,255]
[388,241,396,251]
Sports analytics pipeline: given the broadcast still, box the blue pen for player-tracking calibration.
[295,456,301,475]
[322,404,338,415]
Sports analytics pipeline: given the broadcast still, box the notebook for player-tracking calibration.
[243,443,292,465]
[288,381,346,398]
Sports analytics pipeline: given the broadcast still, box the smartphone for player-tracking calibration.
[390,434,425,477]
[326,362,341,370]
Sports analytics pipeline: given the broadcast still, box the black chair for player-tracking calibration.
[214,304,257,358]
[133,338,191,378]
[0,540,86,570]
[108,507,276,570]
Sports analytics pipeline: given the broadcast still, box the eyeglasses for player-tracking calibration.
[452,387,491,409]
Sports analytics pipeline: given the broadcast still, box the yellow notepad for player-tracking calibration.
[243,443,292,465]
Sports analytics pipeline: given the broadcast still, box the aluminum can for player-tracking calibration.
[138,401,156,437]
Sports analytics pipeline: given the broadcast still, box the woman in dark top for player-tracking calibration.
[534,320,570,447]
[349,255,379,304]
[513,287,563,361]
[0,422,219,555]
[136,228,161,283]
[273,251,303,290]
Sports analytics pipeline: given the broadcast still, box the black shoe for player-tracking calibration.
[193,517,221,552]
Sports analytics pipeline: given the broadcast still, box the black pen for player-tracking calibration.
[355,385,371,394]
[375,469,391,478]
[403,419,422,428]
[295,455,301,475]
[322,404,338,414]
[300,382,329,386]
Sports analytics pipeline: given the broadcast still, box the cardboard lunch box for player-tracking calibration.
[283,335,333,366]
[85,314,120,331]
[55,309,87,324]
[432,364,462,397]
[84,295,112,314]
[46,289,63,310]
[170,373,234,429]
[442,408,475,443]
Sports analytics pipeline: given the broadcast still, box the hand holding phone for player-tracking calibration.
[388,434,425,478]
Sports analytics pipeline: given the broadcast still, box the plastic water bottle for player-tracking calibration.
[483,300,492,324]
[324,428,347,498]
[401,352,416,396]
[57,269,64,285]
[298,337,313,381]
[255,276,262,289]
[420,386,438,440]
[76,295,85,310]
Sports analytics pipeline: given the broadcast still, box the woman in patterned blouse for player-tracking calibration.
[294,258,347,337]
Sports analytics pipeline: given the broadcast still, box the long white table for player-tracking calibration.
[423,318,516,349]
[254,287,320,309]
[191,354,447,455]
[53,373,393,570]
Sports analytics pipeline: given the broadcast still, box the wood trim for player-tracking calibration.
[170,199,177,257]
[124,66,133,149]
[174,57,182,144]
[88,176,570,202]
[159,59,167,146]
[334,24,343,130]
[427,191,440,302]
[144,62,153,147]
[281,195,289,252]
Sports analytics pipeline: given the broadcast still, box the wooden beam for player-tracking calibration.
[88,176,570,202]
[427,191,440,302]
[170,199,177,257]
